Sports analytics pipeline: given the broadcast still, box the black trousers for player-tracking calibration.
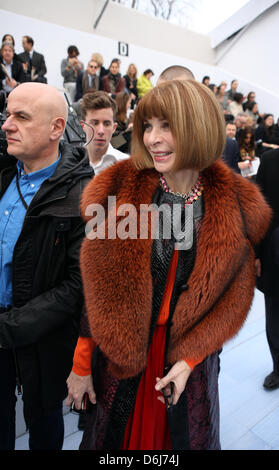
[0,349,64,450]
[265,295,279,375]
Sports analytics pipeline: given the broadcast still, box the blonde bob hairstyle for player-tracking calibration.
[132,79,226,172]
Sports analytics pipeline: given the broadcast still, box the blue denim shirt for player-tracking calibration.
[0,156,61,307]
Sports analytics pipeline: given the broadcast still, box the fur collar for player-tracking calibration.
[80,158,271,378]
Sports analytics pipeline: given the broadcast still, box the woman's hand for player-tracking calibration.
[66,371,96,409]
[155,360,192,406]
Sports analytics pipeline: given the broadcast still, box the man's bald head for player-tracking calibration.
[10,82,68,124]
[3,83,68,168]
[157,65,195,85]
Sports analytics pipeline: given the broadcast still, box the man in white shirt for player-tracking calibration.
[66,91,128,417]
[80,91,128,175]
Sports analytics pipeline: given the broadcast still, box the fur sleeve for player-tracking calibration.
[233,173,272,246]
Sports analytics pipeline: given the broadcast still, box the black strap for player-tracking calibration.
[16,171,28,210]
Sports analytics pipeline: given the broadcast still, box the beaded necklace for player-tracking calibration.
[159,174,204,205]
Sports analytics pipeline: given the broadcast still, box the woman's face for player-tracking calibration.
[244,133,252,144]
[252,103,258,114]
[143,117,176,174]
[265,116,274,127]
[4,35,13,43]
[129,65,136,75]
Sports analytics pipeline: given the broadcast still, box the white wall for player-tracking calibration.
[0,0,215,65]
[0,8,215,89]
[1,8,278,119]
[214,3,279,107]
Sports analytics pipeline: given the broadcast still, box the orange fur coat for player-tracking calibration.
[80,158,271,379]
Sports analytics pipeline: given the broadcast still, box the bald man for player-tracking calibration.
[157,64,195,84]
[0,83,93,450]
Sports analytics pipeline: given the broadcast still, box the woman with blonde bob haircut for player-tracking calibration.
[78,79,271,450]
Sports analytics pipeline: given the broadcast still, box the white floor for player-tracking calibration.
[15,289,279,450]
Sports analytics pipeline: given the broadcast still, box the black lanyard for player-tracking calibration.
[16,171,29,210]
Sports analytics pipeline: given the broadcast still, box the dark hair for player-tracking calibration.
[109,59,119,67]
[237,126,255,151]
[115,92,130,123]
[67,45,79,56]
[231,79,238,86]
[81,91,117,121]
[23,35,34,46]
[233,93,243,104]
[246,101,257,112]
[202,76,210,83]
[263,114,274,135]
[2,34,15,46]
[217,83,226,95]
[208,83,217,93]
[143,69,154,76]
[247,91,255,101]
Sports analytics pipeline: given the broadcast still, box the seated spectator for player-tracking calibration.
[1,34,22,63]
[61,45,84,103]
[216,83,232,119]
[91,53,107,81]
[137,69,154,98]
[123,63,138,107]
[234,113,248,138]
[111,92,133,154]
[226,121,237,139]
[78,91,128,174]
[208,83,217,94]
[226,79,239,101]
[0,41,25,111]
[238,126,256,161]
[202,75,210,86]
[244,101,260,126]
[228,92,244,118]
[255,114,279,155]
[222,137,241,174]
[274,117,279,140]
[18,35,47,83]
[243,91,256,111]
[101,59,125,97]
[2,34,15,46]
[157,65,195,85]
[74,59,100,102]
[237,127,259,178]
[114,92,132,134]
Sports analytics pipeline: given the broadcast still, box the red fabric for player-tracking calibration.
[121,251,180,450]
[122,324,172,450]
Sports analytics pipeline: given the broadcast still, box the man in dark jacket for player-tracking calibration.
[0,82,93,450]
[256,149,279,390]
[0,41,25,112]
[222,136,241,173]
[17,35,47,83]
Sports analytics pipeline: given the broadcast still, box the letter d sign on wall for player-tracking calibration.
[118,42,129,57]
